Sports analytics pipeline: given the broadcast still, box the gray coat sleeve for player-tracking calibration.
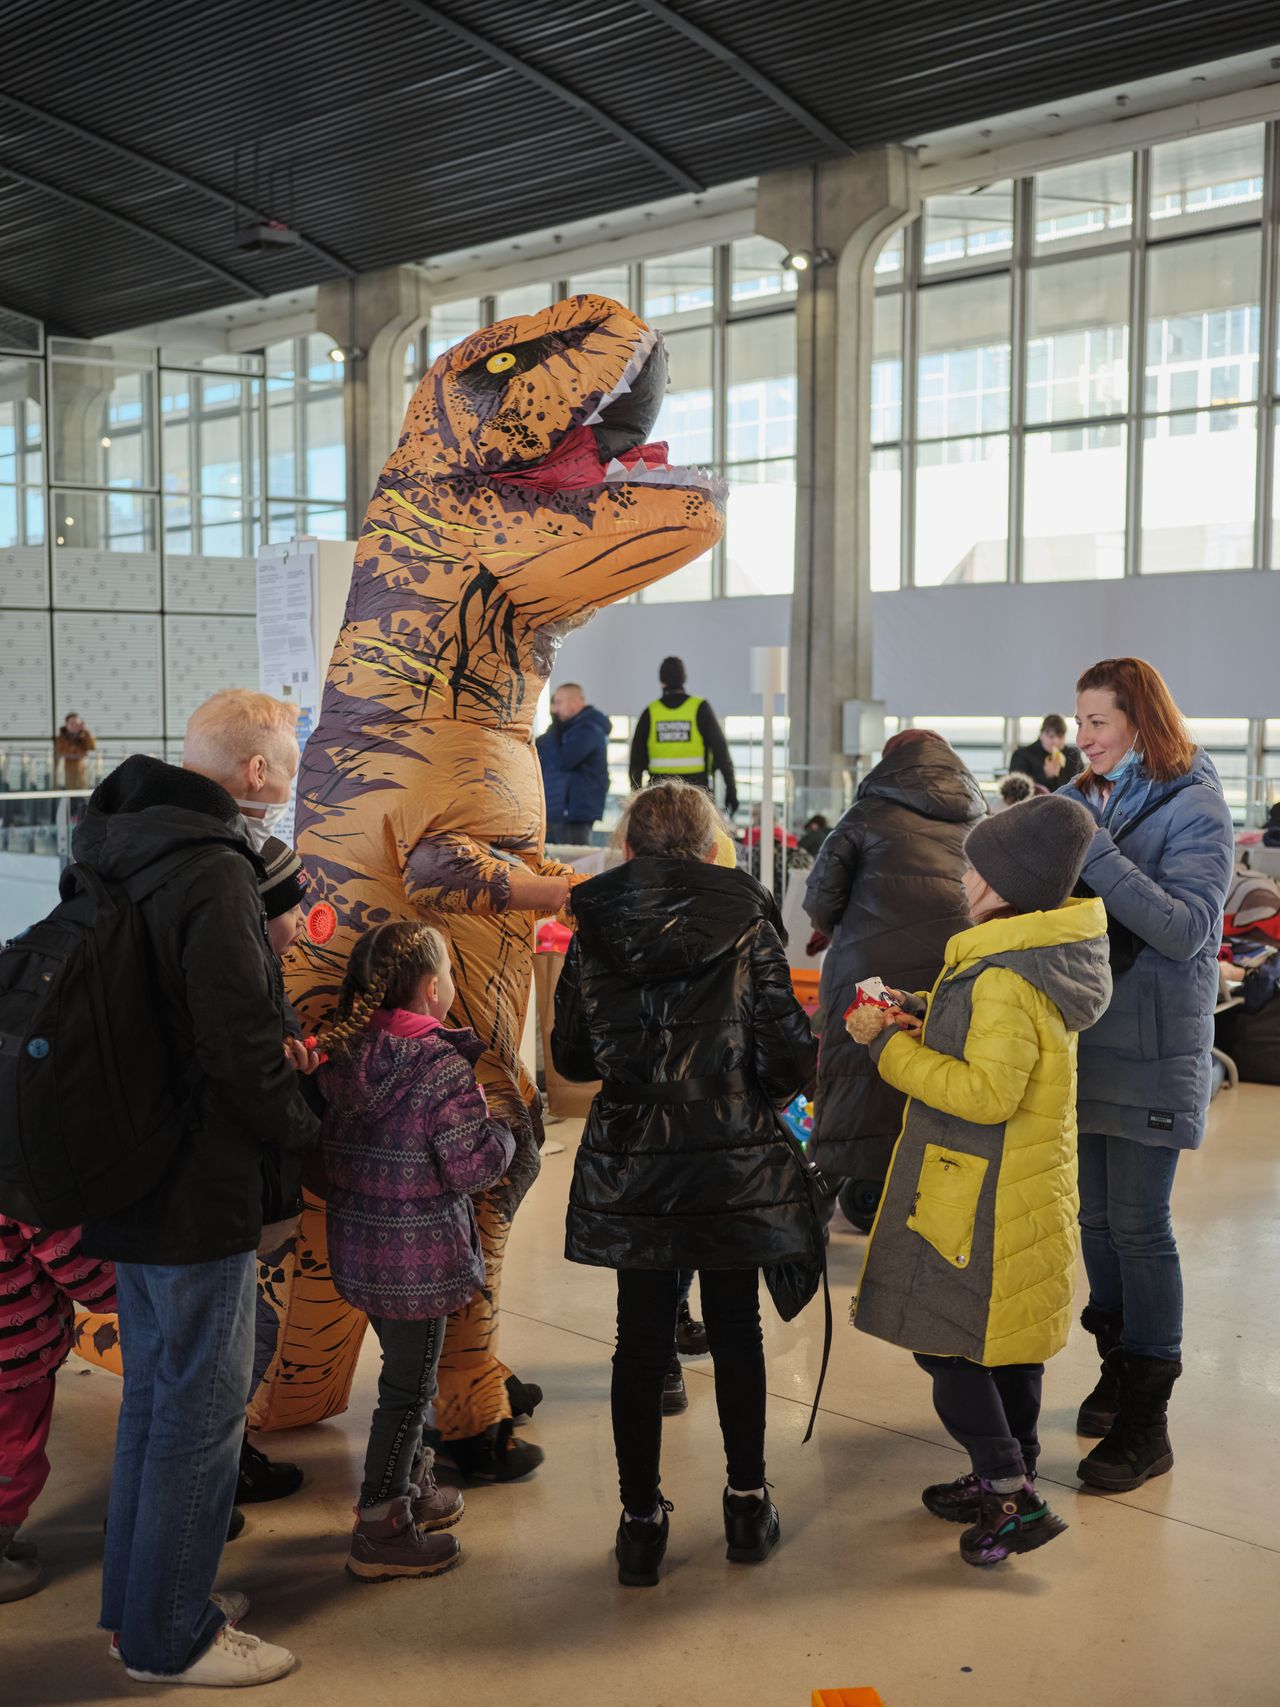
[802,809,867,934]
[1079,793,1235,963]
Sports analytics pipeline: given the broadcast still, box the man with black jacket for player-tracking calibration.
[79,697,318,1688]
[629,656,739,816]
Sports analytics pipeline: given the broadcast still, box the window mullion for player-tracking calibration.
[1124,149,1149,577]
[901,219,920,587]
[712,244,729,599]
[1255,120,1278,572]
[1008,179,1031,583]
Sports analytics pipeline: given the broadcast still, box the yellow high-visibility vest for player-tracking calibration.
[646,696,707,775]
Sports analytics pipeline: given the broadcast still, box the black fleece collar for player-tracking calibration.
[88,754,240,825]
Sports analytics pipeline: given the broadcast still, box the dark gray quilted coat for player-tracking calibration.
[802,737,987,1181]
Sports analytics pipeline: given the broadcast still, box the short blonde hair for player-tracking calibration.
[616,780,720,862]
[184,689,300,784]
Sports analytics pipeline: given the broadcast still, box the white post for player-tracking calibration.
[751,646,789,897]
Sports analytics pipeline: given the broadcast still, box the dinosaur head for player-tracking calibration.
[338,296,725,736]
[376,294,723,611]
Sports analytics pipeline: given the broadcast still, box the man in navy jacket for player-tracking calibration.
[538,683,611,844]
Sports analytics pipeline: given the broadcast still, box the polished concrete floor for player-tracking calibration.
[6,1084,1280,1706]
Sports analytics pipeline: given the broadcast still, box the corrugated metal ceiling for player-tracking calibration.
[0,0,1277,335]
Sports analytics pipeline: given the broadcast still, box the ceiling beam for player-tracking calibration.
[398,0,703,193]
[0,91,358,279]
[0,158,266,302]
[632,0,852,157]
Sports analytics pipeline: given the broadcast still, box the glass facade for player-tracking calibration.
[404,238,797,600]
[873,123,1280,584]
[0,328,346,763]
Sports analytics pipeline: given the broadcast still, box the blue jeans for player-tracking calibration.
[1078,1132,1182,1361]
[101,1254,256,1675]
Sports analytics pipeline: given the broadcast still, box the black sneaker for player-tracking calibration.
[662,1357,688,1416]
[922,1468,1037,1523]
[615,1500,673,1588]
[959,1482,1067,1567]
[675,1300,709,1357]
[921,1471,983,1523]
[437,1419,544,1484]
[237,1436,303,1505]
[723,1488,780,1563]
[226,1507,245,1542]
[505,1374,544,1424]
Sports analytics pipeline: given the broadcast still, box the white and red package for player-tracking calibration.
[844,976,895,1022]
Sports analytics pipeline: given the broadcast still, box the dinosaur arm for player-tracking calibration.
[405,832,570,915]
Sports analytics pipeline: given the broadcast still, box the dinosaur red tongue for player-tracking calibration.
[502,425,669,492]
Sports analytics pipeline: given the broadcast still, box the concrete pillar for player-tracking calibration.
[756,148,919,799]
[316,266,433,531]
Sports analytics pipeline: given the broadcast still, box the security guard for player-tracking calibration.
[629,656,738,815]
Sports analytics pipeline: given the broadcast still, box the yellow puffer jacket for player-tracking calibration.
[853,898,1111,1366]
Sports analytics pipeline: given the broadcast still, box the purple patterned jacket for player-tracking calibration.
[319,1017,515,1320]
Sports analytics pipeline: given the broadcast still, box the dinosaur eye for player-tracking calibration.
[486,351,517,374]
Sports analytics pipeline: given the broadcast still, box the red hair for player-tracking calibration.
[1075,658,1195,788]
[882,728,944,759]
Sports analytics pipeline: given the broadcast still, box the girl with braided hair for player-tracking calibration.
[318,923,515,1582]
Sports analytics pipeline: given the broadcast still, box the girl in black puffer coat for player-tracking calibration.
[803,731,986,1226]
[553,782,817,1588]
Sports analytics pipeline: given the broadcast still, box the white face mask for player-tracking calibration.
[235,798,290,850]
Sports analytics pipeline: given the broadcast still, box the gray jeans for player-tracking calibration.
[360,1314,446,1507]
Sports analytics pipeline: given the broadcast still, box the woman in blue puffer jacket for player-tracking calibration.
[1063,658,1234,1496]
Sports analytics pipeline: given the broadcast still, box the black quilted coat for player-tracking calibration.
[553,857,818,1271]
[802,736,987,1182]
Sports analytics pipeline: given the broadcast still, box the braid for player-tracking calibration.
[322,921,448,1056]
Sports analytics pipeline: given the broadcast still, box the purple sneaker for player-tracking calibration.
[959,1481,1067,1568]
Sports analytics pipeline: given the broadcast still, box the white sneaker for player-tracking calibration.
[126,1624,295,1688]
[109,1590,250,1660]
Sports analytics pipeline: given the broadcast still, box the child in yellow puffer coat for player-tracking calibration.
[849,793,1111,1568]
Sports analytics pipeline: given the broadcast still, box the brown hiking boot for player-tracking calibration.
[346,1495,462,1583]
[409,1444,464,1532]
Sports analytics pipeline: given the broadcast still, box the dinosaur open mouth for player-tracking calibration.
[500,329,727,503]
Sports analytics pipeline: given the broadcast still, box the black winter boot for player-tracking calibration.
[675,1299,709,1357]
[615,1499,673,1587]
[437,1419,544,1483]
[1078,1352,1181,1492]
[723,1488,780,1563]
[1076,1306,1125,1436]
[662,1356,688,1415]
[236,1432,304,1504]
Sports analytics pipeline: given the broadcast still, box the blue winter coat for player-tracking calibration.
[1062,751,1235,1151]
[537,706,611,824]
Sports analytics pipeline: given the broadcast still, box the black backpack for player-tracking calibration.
[0,858,192,1228]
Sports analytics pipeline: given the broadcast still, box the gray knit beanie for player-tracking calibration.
[964,793,1097,914]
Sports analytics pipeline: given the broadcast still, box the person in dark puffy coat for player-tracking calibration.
[552,781,817,1589]
[802,730,987,1227]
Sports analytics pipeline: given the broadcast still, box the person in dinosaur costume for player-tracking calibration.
[256,294,726,1479]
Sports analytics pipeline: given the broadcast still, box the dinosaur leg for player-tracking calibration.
[434,1187,515,1440]
[248,1194,369,1432]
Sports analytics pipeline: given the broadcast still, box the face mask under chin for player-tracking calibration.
[234,797,291,848]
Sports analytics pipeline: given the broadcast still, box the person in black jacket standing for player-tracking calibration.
[1009,713,1084,793]
[79,697,318,1688]
[553,781,817,1588]
[803,730,987,1230]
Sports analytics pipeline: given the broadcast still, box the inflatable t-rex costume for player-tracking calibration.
[254,295,726,1455]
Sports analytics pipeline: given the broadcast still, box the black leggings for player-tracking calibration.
[915,1353,1043,1483]
[613,1268,765,1515]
